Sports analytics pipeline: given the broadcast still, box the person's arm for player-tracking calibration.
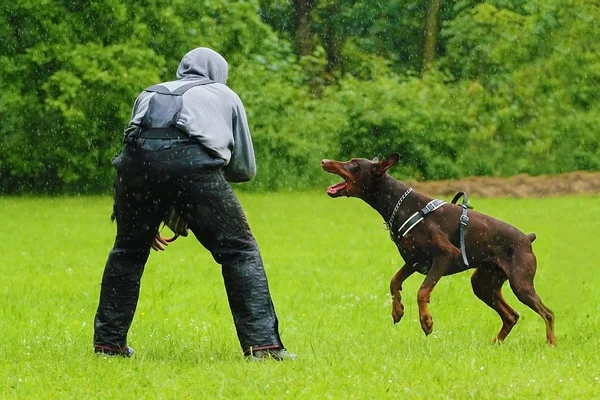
[223,98,256,182]
[122,94,144,140]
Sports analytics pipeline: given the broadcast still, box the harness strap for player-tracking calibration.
[398,199,447,237]
[451,192,470,266]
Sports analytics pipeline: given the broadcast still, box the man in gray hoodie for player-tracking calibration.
[93,47,295,361]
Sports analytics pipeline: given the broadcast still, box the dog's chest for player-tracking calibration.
[394,236,431,275]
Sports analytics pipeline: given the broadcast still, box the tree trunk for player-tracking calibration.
[322,1,342,77]
[293,0,315,56]
[422,0,443,74]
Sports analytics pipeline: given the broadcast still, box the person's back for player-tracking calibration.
[126,47,255,182]
[93,47,295,361]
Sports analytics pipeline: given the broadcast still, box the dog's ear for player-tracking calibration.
[372,156,379,163]
[375,153,400,175]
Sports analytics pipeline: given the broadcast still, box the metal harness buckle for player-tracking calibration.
[460,214,469,225]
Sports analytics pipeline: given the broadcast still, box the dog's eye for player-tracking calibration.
[347,162,360,173]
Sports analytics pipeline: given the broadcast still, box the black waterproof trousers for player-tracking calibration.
[93,139,284,354]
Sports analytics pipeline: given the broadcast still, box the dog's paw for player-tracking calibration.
[392,311,404,324]
[420,315,433,335]
[391,302,404,324]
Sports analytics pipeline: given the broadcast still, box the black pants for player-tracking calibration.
[94,139,284,354]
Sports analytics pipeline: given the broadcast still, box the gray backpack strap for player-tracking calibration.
[171,79,214,95]
[144,84,171,94]
[143,78,214,96]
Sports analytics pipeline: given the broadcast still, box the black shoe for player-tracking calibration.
[94,345,135,358]
[247,349,297,361]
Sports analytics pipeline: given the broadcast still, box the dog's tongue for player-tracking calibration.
[327,182,346,195]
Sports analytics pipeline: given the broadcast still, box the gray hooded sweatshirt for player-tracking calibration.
[125,47,256,182]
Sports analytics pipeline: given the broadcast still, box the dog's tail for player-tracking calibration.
[527,233,537,243]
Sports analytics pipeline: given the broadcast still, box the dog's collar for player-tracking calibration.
[383,187,413,231]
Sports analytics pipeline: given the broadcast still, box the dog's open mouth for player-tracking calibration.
[322,159,349,197]
[327,181,347,197]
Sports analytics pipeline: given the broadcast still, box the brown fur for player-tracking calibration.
[322,153,556,346]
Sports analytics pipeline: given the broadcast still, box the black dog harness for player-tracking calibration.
[388,189,471,272]
[450,191,470,267]
[398,199,447,237]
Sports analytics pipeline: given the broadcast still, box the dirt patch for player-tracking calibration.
[406,170,600,198]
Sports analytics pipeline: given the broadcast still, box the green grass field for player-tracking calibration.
[1,193,599,399]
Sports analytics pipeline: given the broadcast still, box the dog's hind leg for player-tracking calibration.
[390,263,416,324]
[506,251,556,346]
[471,265,520,343]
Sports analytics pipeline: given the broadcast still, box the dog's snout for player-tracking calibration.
[321,159,329,165]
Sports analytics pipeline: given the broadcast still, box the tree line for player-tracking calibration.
[0,0,598,193]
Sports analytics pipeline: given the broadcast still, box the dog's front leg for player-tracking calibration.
[390,263,416,324]
[417,254,458,336]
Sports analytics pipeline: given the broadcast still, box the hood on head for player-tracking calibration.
[176,47,228,84]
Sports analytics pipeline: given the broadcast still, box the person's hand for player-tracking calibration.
[151,233,180,251]
[152,233,170,251]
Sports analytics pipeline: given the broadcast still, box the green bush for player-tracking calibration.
[1,0,599,194]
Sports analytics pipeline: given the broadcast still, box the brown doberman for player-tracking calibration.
[322,153,556,346]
